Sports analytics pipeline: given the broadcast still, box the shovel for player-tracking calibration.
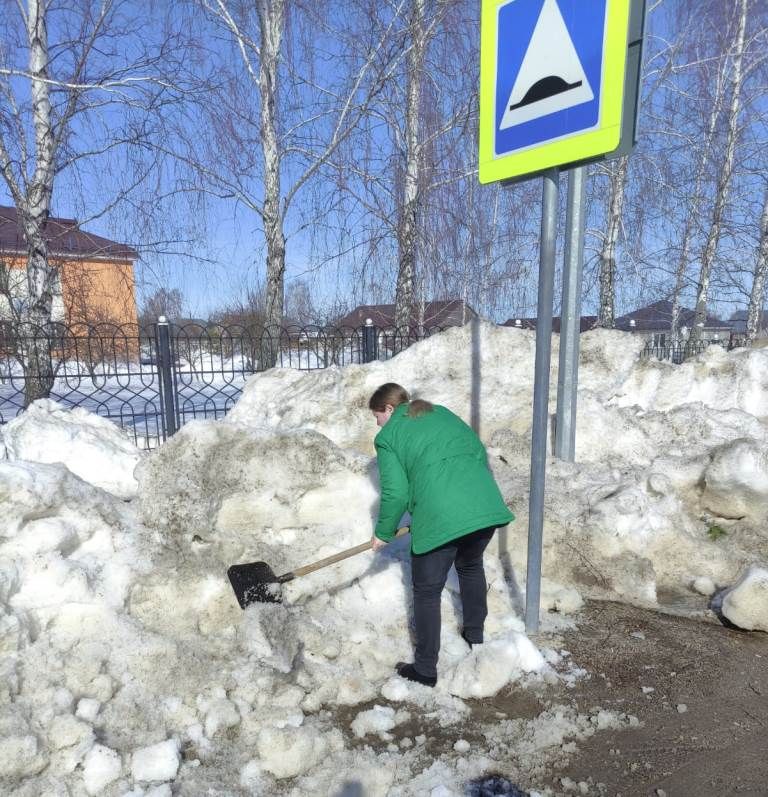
[227,526,410,609]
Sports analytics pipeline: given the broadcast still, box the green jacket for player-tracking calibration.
[374,403,514,554]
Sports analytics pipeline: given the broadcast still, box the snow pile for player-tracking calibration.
[701,439,768,523]
[720,564,768,631]
[448,632,545,699]
[132,418,539,699]
[0,459,157,793]
[226,322,768,610]
[1,399,142,498]
[2,324,768,795]
[610,342,768,418]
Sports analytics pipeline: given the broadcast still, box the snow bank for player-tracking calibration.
[0,459,158,793]
[225,325,647,453]
[1,399,142,498]
[701,439,768,523]
[226,322,768,609]
[3,322,768,795]
[132,417,538,698]
[610,343,768,418]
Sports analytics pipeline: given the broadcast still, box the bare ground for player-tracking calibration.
[533,600,768,797]
[336,600,768,797]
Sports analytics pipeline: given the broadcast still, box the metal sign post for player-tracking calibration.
[525,168,559,633]
[479,0,644,633]
[554,166,587,462]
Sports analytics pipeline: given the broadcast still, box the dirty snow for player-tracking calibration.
[1,322,767,795]
[0,398,142,499]
[720,563,768,631]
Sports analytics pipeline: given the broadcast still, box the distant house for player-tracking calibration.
[614,300,731,347]
[0,205,139,327]
[336,300,477,329]
[501,300,734,346]
[502,315,598,332]
[729,310,768,339]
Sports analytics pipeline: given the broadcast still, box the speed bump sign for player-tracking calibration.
[479,0,637,183]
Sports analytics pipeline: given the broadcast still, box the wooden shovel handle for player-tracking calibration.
[289,526,410,579]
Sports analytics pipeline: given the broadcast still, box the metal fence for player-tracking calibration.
[2,321,753,449]
[639,336,748,363]
[0,319,443,449]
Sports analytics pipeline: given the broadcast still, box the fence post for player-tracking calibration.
[156,316,178,438]
[362,318,378,363]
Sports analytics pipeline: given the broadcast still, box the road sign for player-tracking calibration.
[479,0,633,184]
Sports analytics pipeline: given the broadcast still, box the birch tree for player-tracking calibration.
[187,0,406,351]
[325,0,490,326]
[668,44,729,342]
[690,0,748,342]
[393,0,427,329]
[0,0,184,403]
[746,184,768,341]
[596,157,628,328]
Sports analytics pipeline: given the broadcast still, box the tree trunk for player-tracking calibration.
[23,0,57,404]
[690,0,747,343]
[394,0,426,331]
[670,60,727,343]
[258,0,287,364]
[746,186,768,342]
[597,157,628,328]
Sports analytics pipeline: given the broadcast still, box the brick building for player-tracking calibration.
[0,206,139,326]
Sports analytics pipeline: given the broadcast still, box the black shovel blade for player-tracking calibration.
[227,561,284,608]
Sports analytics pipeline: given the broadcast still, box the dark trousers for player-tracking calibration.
[410,526,495,678]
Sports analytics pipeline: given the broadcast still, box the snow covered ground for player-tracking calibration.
[1,322,767,795]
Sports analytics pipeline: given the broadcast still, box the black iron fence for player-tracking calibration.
[2,320,753,449]
[639,336,748,363]
[0,319,443,449]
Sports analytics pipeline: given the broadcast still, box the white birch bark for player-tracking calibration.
[198,0,406,344]
[597,156,628,328]
[746,186,768,342]
[24,0,55,327]
[394,0,426,331]
[691,0,748,342]
[670,60,728,343]
[7,0,58,403]
[255,0,286,342]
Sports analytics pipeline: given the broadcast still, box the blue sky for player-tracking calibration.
[1,0,765,324]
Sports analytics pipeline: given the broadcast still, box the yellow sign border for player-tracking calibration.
[479,0,631,184]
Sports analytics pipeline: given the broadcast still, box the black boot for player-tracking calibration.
[395,662,436,687]
[462,630,480,648]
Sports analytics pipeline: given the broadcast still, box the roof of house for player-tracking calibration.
[614,300,729,332]
[729,309,768,332]
[502,315,598,333]
[335,300,477,329]
[0,205,138,261]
